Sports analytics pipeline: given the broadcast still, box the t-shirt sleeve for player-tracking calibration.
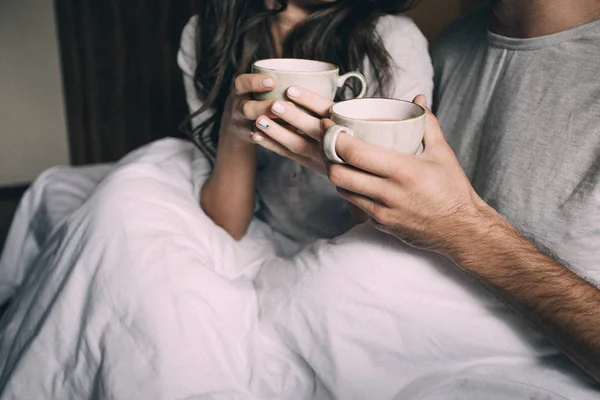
[177,16,215,198]
[366,15,434,107]
[177,16,214,128]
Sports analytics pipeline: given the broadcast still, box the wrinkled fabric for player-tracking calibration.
[0,139,598,399]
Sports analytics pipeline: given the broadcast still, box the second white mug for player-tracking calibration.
[324,98,426,164]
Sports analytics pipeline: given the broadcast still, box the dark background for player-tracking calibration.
[54,0,198,165]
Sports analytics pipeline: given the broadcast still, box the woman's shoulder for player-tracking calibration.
[375,14,429,52]
[374,14,432,76]
[177,15,199,76]
[369,14,433,104]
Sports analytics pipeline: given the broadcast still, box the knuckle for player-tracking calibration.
[241,100,253,118]
[290,139,310,155]
[233,76,244,94]
[370,203,388,224]
[392,162,417,186]
[402,171,417,188]
[378,191,394,207]
[233,76,242,94]
[388,163,403,179]
[327,165,345,186]
[343,146,364,166]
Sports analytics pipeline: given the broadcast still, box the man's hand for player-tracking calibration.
[325,95,487,253]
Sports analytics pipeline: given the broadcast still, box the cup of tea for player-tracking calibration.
[252,58,367,102]
[323,98,426,164]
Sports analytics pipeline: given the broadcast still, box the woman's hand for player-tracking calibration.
[220,73,279,144]
[251,86,334,174]
[200,73,278,240]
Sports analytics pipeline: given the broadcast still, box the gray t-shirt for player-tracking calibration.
[178,15,433,246]
[432,10,600,277]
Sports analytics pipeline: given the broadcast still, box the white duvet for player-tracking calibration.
[0,139,598,399]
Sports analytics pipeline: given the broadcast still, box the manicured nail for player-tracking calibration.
[272,101,285,114]
[257,119,269,130]
[287,86,301,98]
[252,134,264,143]
[262,78,274,88]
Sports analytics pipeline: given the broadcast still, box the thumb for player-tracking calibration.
[413,94,429,110]
[412,95,445,149]
[321,118,336,132]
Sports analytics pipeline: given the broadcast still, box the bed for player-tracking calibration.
[0,138,598,399]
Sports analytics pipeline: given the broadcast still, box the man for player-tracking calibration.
[325,0,600,384]
[256,0,600,394]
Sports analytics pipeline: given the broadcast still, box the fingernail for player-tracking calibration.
[253,134,264,143]
[272,101,285,114]
[262,78,274,88]
[257,119,269,130]
[287,86,301,98]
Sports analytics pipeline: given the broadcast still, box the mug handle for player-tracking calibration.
[324,126,426,164]
[337,72,367,99]
[323,124,354,164]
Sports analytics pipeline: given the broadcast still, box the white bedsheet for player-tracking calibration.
[0,139,597,399]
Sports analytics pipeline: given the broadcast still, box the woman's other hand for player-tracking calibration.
[220,73,278,144]
[200,73,277,240]
[251,86,333,174]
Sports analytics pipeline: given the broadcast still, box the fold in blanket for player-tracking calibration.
[0,139,597,399]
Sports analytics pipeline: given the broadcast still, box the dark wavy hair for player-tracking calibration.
[183,0,420,161]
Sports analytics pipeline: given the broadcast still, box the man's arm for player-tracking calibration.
[323,95,600,383]
[455,202,600,381]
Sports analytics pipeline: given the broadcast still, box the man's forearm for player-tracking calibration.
[449,202,600,382]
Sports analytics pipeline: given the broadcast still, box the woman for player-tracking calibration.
[179,0,433,253]
[0,0,432,398]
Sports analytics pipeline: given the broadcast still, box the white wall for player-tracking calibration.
[0,0,70,186]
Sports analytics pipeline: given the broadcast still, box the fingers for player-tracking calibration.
[254,117,321,160]
[321,119,336,131]
[285,86,333,117]
[327,163,393,205]
[412,95,446,149]
[234,74,276,95]
[269,100,322,141]
[251,132,325,174]
[336,188,386,221]
[240,100,277,120]
[413,94,428,110]
[333,132,413,178]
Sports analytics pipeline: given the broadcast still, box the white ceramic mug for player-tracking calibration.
[324,98,426,164]
[252,58,367,102]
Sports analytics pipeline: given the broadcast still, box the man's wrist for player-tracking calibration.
[441,197,520,275]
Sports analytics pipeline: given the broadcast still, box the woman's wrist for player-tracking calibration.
[213,132,258,176]
[219,128,257,150]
